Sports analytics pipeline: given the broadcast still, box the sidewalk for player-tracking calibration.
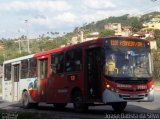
[154,86,160,91]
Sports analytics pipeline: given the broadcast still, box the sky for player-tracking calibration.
[0,0,160,39]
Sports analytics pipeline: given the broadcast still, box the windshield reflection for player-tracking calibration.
[104,48,152,78]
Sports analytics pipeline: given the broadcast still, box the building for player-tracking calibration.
[143,22,160,30]
[84,32,99,41]
[147,38,157,50]
[0,43,5,49]
[121,26,132,36]
[104,23,122,35]
[104,23,132,36]
[142,17,160,30]
[71,32,99,44]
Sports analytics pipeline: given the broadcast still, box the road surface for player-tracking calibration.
[0,91,160,119]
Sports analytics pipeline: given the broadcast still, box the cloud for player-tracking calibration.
[0,1,71,12]
[55,12,77,23]
[29,12,77,31]
[84,0,115,10]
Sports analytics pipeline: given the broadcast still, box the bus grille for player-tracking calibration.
[119,94,148,100]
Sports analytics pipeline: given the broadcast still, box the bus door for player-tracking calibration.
[37,55,49,102]
[12,63,20,101]
[85,47,102,99]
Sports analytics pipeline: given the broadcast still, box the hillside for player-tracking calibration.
[75,11,160,33]
[0,11,160,64]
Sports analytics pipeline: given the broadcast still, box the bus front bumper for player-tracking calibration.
[102,89,154,103]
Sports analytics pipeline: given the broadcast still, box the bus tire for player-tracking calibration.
[31,103,39,108]
[72,91,88,112]
[54,103,67,109]
[111,102,127,112]
[22,91,31,109]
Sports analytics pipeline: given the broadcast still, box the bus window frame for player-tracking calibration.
[51,52,65,75]
[29,58,37,78]
[39,58,48,80]
[4,63,11,81]
[65,48,82,73]
[21,59,29,79]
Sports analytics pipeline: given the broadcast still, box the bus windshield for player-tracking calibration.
[104,39,153,78]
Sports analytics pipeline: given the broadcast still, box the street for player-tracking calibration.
[0,90,160,119]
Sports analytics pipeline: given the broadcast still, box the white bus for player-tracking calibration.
[2,54,37,103]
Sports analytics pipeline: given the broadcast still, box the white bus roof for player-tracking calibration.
[3,54,34,64]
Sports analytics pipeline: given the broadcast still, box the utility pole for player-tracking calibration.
[18,29,21,54]
[80,31,84,42]
[25,19,30,53]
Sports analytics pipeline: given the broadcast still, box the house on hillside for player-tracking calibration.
[142,17,160,31]
[71,32,99,44]
[0,43,5,49]
[104,23,132,36]
[147,38,157,50]
[104,23,122,35]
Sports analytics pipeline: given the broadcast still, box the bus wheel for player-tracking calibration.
[54,103,67,109]
[22,91,31,109]
[111,102,127,112]
[31,103,39,108]
[72,91,88,112]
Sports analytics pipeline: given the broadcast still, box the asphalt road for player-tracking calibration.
[0,91,160,119]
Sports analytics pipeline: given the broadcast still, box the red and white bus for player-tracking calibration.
[2,36,154,112]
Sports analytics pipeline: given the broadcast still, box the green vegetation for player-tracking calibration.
[155,81,160,86]
[17,112,61,119]
[0,12,160,63]
[153,49,160,82]
[0,84,2,94]
[0,35,69,64]
[154,29,160,48]
[99,29,115,38]
[0,110,62,119]
[0,11,160,81]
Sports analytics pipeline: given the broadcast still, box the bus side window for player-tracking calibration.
[21,59,29,79]
[4,63,11,81]
[51,52,64,74]
[29,58,37,78]
[65,48,82,72]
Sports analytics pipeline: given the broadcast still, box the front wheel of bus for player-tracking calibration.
[111,102,127,112]
[72,91,88,112]
[22,91,31,109]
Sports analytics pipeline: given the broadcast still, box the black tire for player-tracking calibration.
[111,102,127,113]
[21,91,31,109]
[31,103,39,108]
[54,103,67,109]
[72,91,88,112]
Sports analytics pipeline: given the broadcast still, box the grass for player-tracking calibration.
[155,80,160,87]
[0,110,62,119]
[0,84,2,94]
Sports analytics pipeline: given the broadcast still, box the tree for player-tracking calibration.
[154,29,160,48]
[99,29,115,38]
[130,17,142,32]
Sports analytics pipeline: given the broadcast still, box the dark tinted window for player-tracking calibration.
[13,64,19,82]
[51,52,64,74]
[29,58,37,78]
[65,48,82,72]
[4,63,11,81]
[21,59,28,79]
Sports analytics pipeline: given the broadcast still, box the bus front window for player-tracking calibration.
[104,49,152,78]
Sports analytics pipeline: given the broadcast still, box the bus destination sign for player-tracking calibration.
[110,40,143,47]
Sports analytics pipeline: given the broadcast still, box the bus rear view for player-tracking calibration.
[102,37,154,112]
